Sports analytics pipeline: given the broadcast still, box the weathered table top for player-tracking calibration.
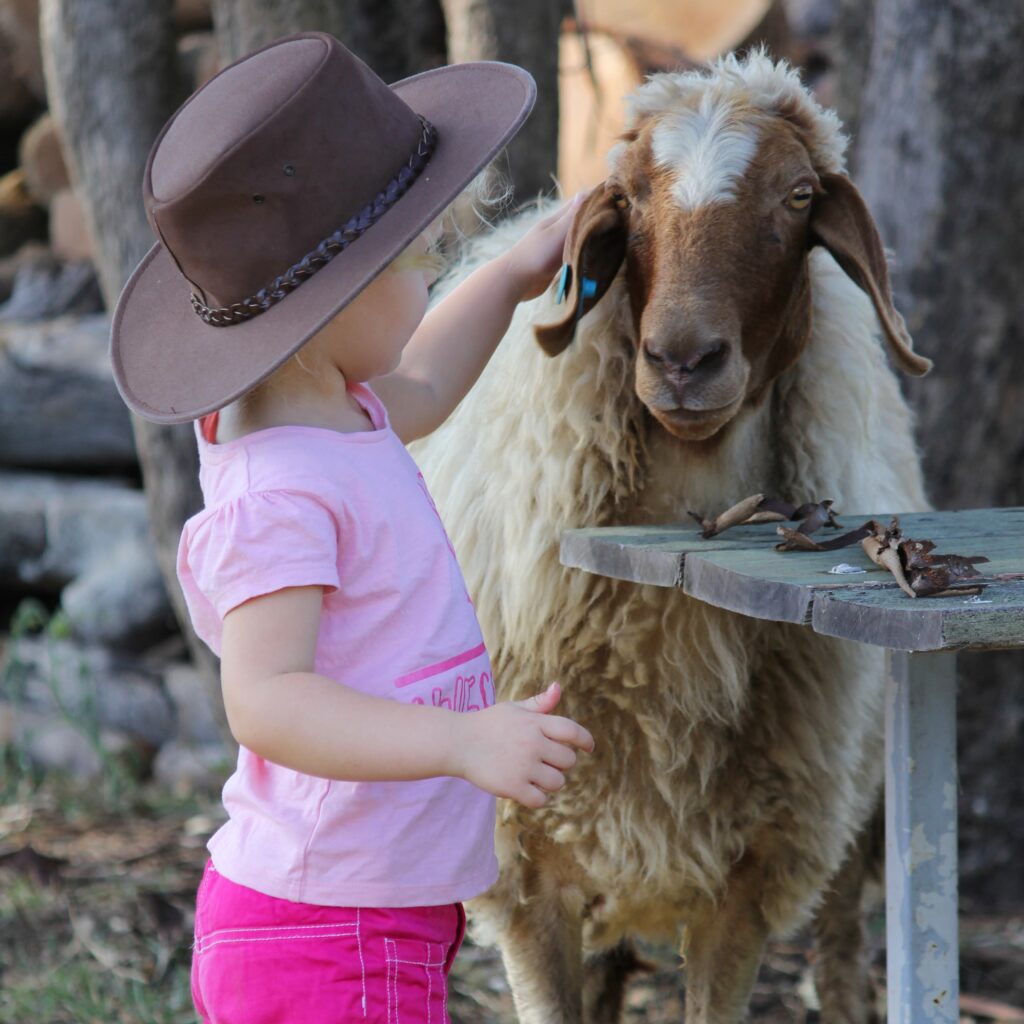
[561,506,1024,652]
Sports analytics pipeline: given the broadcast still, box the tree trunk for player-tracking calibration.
[39,0,231,744]
[442,0,563,206]
[835,0,1024,910]
[212,0,447,81]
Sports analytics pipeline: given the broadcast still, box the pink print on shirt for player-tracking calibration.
[393,642,494,711]
[413,671,492,712]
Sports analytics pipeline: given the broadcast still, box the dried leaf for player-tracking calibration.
[794,500,841,535]
[745,511,789,524]
[775,526,827,551]
[863,536,916,598]
[689,493,766,538]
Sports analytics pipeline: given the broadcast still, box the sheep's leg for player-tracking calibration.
[581,939,650,1024]
[811,798,884,1024]
[498,886,585,1024]
[681,862,770,1024]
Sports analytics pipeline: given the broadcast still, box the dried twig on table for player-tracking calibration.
[775,521,877,552]
[861,516,989,598]
[689,494,840,540]
[688,494,775,538]
[693,500,991,599]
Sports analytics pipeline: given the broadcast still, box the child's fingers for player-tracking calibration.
[513,681,561,714]
[513,783,549,809]
[541,739,578,770]
[540,715,594,752]
[531,763,566,793]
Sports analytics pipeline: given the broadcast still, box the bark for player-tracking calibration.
[212,0,447,81]
[835,0,1024,910]
[39,0,231,744]
[442,0,564,206]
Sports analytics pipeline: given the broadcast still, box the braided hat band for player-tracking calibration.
[191,114,438,327]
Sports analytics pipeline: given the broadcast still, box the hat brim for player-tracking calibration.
[110,61,536,424]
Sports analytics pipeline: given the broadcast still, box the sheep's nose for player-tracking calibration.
[642,338,732,377]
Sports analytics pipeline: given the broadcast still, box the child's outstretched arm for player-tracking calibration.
[221,584,594,807]
[373,191,586,443]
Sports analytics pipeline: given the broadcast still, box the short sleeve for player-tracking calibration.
[177,489,341,622]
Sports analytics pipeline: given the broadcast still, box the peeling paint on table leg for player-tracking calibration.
[885,650,959,1024]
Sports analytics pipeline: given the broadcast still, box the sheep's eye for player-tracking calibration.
[786,184,814,210]
[612,192,631,211]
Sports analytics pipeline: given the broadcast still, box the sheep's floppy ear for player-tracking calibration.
[534,186,628,357]
[809,172,932,376]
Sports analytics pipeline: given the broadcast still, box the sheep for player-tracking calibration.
[411,50,931,1024]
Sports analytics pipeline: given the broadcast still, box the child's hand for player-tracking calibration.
[452,682,595,808]
[504,191,590,303]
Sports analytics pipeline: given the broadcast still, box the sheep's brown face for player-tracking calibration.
[612,113,821,441]
[534,90,930,443]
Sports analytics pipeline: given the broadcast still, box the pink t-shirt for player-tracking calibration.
[175,383,498,907]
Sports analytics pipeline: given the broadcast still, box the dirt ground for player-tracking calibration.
[1,764,1023,1024]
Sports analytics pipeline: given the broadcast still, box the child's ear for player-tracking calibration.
[534,185,629,357]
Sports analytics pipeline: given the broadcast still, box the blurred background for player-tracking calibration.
[0,0,1021,1020]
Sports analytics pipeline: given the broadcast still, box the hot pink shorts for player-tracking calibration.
[191,858,467,1023]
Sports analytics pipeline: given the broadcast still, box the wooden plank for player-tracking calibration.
[682,545,887,624]
[812,580,1024,652]
[562,508,1024,648]
[559,522,792,589]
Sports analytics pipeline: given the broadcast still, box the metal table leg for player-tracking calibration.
[885,650,959,1023]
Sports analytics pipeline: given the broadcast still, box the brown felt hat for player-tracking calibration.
[110,31,535,423]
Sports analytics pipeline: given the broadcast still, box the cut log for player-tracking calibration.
[0,314,136,470]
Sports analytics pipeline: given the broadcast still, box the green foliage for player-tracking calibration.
[1,599,144,809]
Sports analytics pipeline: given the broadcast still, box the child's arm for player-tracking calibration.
[372,193,585,444]
[220,584,594,807]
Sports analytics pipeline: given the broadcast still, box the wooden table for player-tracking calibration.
[561,506,1024,1024]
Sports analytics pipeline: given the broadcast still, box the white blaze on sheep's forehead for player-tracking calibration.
[651,93,760,210]
[625,49,848,179]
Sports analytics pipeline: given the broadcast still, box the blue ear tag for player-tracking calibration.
[555,263,571,304]
[579,276,598,301]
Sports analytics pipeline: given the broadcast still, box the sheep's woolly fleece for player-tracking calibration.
[411,53,927,955]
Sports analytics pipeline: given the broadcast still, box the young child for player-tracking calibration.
[110,30,594,1024]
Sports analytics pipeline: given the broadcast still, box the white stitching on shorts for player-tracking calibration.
[357,908,367,1018]
[195,921,356,950]
[195,929,357,955]
[385,938,398,1024]
[198,921,355,940]
[425,944,433,1024]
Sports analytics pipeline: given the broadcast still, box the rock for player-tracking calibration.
[0,168,47,257]
[0,470,175,651]
[0,315,135,469]
[60,538,178,650]
[153,739,231,797]
[0,701,104,778]
[0,252,103,320]
[161,662,223,745]
[0,699,157,781]
[18,113,70,205]
[0,238,48,303]
[0,633,176,749]
[49,188,94,263]
[0,471,147,588]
